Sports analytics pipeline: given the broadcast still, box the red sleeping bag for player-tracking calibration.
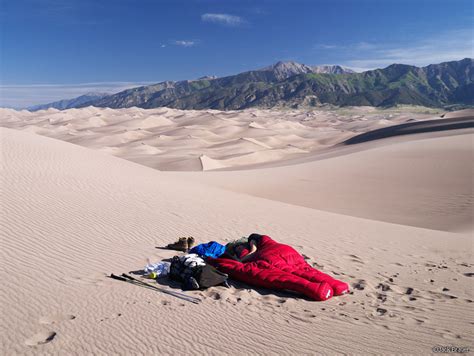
[208,235,349,301]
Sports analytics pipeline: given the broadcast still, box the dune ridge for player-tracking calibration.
[343,115,473,145]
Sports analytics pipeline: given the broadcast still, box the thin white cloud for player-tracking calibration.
[354,42,377,51]
[316,41,377,51]
[201,13,244,27]
[173,40,196,47]
[316,44,340,50]
[315,28,473,71]
[0,82,155,109]
[352,29,472,70]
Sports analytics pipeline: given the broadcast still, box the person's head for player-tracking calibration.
[225,237,249,258]
[234,243,250,258]
[234,243,247,255]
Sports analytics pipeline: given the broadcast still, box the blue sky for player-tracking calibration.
[1,0,473,108]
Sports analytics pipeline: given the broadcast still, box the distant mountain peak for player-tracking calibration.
[260,61,355,79]
[261,61,314,80]
[272,60,310,68]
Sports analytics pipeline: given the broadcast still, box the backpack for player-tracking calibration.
[169,255,228,290]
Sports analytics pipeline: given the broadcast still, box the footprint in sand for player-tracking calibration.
[27,313,75,346]
[376,283,391,292]
[401,295,418,302]
[206,291,221,300]
[39,314,76,325]
[374,308,388,316]
[402,287,416,300]
[376,293,387,303]
[352,279,366,291]
[25,331,56,346]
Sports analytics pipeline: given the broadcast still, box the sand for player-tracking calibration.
[191,131,473,232]
[0,105,445,171]
[0,106,473,354]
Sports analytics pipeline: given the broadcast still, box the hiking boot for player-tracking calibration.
[165,237,188,252]
[187,236,195,251]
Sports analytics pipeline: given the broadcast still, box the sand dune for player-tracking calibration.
[442,108,474,119]
[343,116,473,145]
[1,105,470,231]
[192,130,474,233]
[0,105,472,354]
[1,127,472,354]
[0,106,443,171]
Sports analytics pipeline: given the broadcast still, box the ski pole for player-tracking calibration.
[121,274,201,303]
[109,274,201,304]
[110,274,200,304]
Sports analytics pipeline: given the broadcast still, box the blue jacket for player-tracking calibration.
[189,241,226,259]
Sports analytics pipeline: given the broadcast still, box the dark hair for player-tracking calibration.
[224,237,248,259]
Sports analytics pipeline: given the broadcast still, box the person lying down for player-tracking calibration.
[208,233,350,301]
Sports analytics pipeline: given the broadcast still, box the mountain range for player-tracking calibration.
[28,92,109,111]
[30,59,473,111]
